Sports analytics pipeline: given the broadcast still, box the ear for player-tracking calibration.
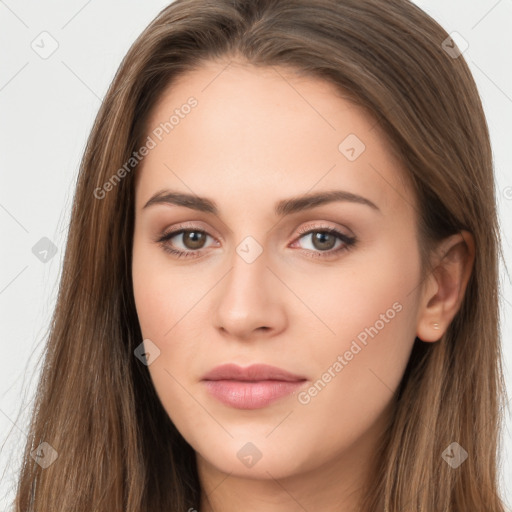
[416,230,475,342]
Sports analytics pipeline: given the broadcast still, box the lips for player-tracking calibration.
[201,363,306,382]
[201,363,307,409]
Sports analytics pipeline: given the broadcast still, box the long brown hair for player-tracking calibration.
[12,0,508,510]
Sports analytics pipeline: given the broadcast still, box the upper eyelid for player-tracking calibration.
[161,222,347,236]
[296,222,352,236]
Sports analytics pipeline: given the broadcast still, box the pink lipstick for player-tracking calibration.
[201,363,307,409]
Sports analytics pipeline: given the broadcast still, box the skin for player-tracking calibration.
[131,59,474,512]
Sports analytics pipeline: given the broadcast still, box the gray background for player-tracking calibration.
[1,0,511,509]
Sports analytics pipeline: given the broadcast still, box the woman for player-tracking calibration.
[13,0,508,510]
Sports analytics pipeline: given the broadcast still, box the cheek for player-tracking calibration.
[131,238,212,401]
[132,239,199,339]
[291,236,421,407]
[132,247,206,437]
[281,232,421,353]
[280,250,420,466]
[132,264,166,340]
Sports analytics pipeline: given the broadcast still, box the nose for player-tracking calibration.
[213,243,287,341]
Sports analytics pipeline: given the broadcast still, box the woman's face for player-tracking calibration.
[132,60,426,486]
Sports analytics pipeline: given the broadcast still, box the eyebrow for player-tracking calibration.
[142,189,380,216]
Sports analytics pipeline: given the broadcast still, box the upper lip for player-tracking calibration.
[202,363,306,382]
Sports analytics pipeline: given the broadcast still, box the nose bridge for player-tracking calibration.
[222,235,270,309]
[213,233,286,337]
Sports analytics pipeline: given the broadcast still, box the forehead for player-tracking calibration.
[134,60,413,219]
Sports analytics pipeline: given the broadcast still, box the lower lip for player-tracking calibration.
[202,380,306,409]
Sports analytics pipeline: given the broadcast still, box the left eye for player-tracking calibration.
[295,229,343,251]
[158,229,214,254]
[290,227,357,258]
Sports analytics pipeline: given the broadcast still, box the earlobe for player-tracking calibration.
[416,230,475,343]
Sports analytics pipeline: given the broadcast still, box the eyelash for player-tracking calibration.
[156,223,357,260]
